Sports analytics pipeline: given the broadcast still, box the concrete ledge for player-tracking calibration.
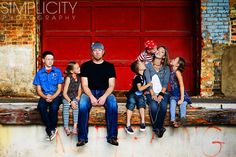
[0,103,236,125]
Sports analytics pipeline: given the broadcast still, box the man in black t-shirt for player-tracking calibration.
[77,41,118,146]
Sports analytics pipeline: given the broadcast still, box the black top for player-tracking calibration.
[129,74,145,94]
[67,75,80,100]
[80,60,116,90]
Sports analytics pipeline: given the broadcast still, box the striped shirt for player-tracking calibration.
[137,51,154,62]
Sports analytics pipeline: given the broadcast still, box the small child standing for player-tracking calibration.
[169,57,191,128]
[63,62,82,135]
[125,60,152,134]
[137,40,157,63]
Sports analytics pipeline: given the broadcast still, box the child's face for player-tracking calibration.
[155,47,166,59]
[147,46,157,54]
[73,63,80,74]
[137,61,146,71]
[43,55,54,68]
[170,57,179,67]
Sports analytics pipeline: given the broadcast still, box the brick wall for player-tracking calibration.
[0,1,36,45]
[0,0,36,96]
[201,0,230,97]
[230,0,236,42]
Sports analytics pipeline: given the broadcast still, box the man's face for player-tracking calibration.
[43,55,54,68]
[92,48,105,61]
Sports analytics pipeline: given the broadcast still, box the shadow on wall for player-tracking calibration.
[222,46,236,97]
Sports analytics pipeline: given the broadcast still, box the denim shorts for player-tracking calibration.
[126,93,146,111]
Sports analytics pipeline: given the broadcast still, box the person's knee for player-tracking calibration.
[126,103,135,111]
[106,94,117,104]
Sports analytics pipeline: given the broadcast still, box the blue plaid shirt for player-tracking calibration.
[33,66,63,95]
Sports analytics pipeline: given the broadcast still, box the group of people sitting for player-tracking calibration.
[33,40,191,147]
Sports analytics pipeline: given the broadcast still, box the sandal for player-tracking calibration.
[171,121,180,128]
[64,127,71,136]
[72,127,78,135]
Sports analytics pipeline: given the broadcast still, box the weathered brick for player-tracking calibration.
[213,0,224,2]
[207,3,219,7]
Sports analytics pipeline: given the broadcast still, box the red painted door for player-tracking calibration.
[42,0,198,94]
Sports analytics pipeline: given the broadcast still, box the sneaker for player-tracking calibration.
[45,136,50,141]
[49,128,58,141]
[125,126,134,135]
[76,140,86,147]
[107,138,119,146]
[157,128,166,138]
[140,123,146,132]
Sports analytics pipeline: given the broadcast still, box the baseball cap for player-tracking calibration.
[144,40,157,50]
[91,41,104,50]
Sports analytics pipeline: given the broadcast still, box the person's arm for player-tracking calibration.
[63,77,72,103]
[176,70,184,105]
[51,84,62,100]
[97,77,115,105]
[137,52,145,61]
[76,84,82,101]
[81,77,98,106]
[36,85,47,99]
[137,82,152,91]
[156,67,170,103]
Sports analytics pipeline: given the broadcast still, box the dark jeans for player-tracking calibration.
[78,90,118,142]
[37,96,61,135]
[126,93,146,111]
[146,93,169,132]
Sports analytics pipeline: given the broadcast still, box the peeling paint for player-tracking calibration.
[0,45,36,97]
[0,126,235,157]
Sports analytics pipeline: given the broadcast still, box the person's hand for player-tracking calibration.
[152,95,158,102]
[157,95,164,103]
[71,101,77,109]
[90,96,98,106]
[97,95,107,106]
[46,95,53,102]
[148,82,153,87]
[178,99,184,106]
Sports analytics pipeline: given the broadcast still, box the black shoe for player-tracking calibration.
[107,138,119,146]
[125,126,134,135]
[49,128,58,141]
[140,123,146,132]
[76,140,86,147]
[157,128,166,138]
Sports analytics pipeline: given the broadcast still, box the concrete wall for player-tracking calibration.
[222,46,236,97]
[0,125,235,157]
[0,45,36,96]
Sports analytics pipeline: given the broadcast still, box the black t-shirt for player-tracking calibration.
[80,60,116,90]
[129,74,145,94]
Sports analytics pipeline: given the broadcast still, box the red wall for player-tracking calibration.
[42,0,197,93]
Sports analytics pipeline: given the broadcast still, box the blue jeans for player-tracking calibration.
[37,96,61,136]
[78,90,118,141]
[170,99,187,121]
[146,93,169,132]
[126,93,146,111]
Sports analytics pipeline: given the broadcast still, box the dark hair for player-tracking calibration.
[130,60,140,75]
[177,57,185,73]
[64,61,77,76]
[42,51,54,59]
[154,46,170,66]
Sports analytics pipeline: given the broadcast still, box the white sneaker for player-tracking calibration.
[49,128,58,141]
